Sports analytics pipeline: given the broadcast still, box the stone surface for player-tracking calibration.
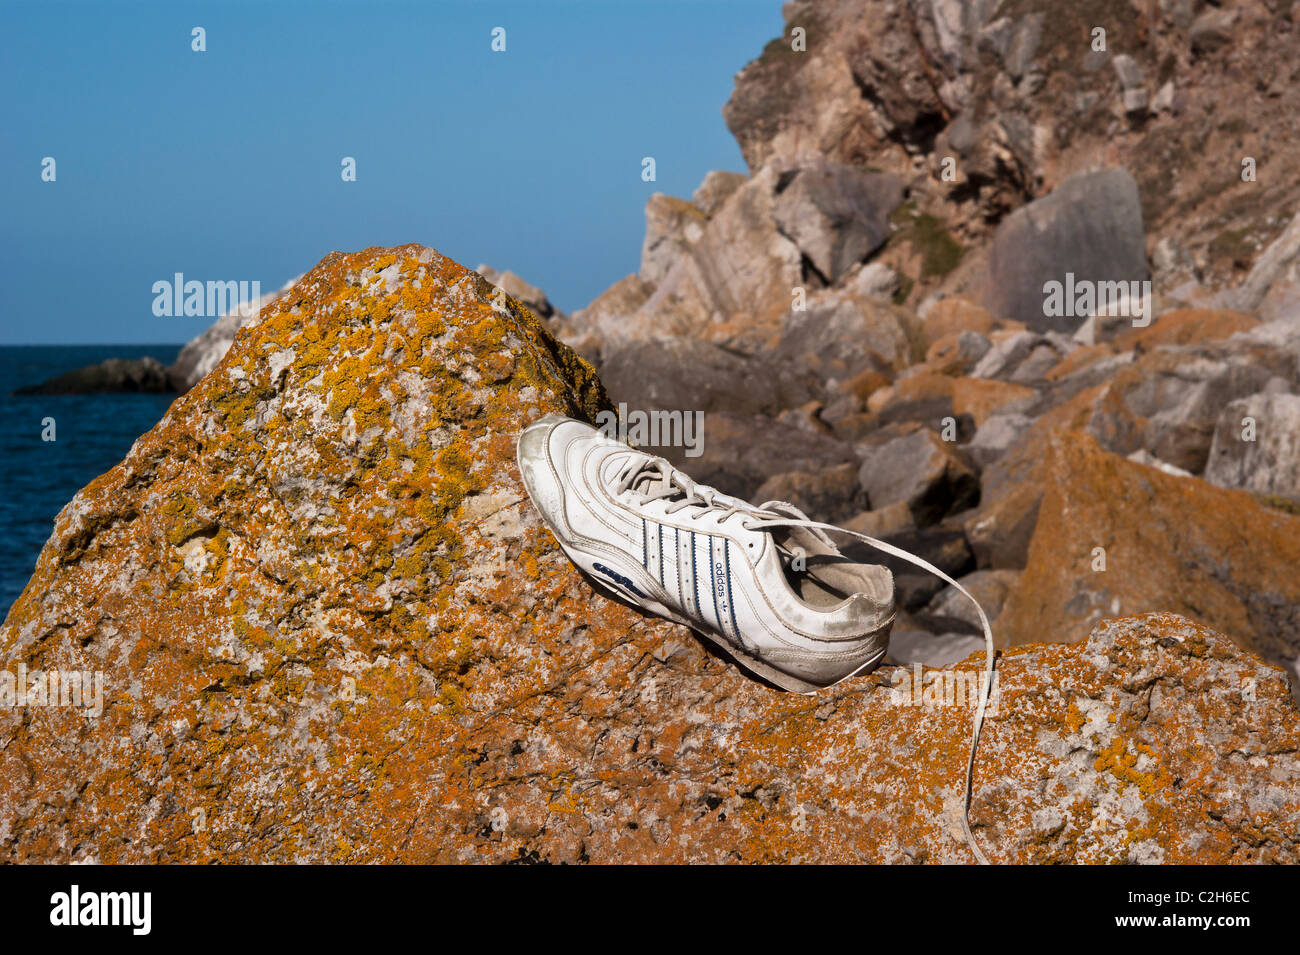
[754,462,864,523]
[929,568,1021,631]
[951,377,1036,427]
[925,331,991,376]
[843,500,915,539]
[692,170,748,217]
[632,166,802,346]
[997,431,1300,689]
[1233,213,1300,315]
[639,194,708,286]
[854,524,974,612]
[1086,342,1294,475]
[1111,308,1257,352]
[983,169,1149,332]
[1204,393,1300,500]
[919,297,1000,349]
[659,411,857,505]
[967,412,1034,469]
[850,262,901,300]
[565,273,654,356]
[475,265,561,323]
[1190,7,1239,54]
[771,159,903,284]
[970,331,1045,380]
[776,290,920,380]
[596,337,808,417]
[856,427,978,525]
[885,629,985,668]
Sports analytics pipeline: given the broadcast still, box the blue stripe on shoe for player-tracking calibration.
[658,523,664,586]
[724,539,740,645]
[710,535,722,636]
[691,531,700,620]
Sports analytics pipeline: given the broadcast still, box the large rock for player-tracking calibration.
[1110,308,1257,352]
[775,289,921,381]
[565,273,654,357]
[596,337,810,418]
[631,166,803,346]
[857,426,978,526]
[754,463,865,524]
[639,194,708,286]
[13,356,172,395]
[983,169,1149,332]
[660,411,857,504]
[692,170,748,216]
[1204,392,1300,500]
[1086,341,1295,474]
[771,159,903,284]
[3,245,1300,863]
[1233,213,1300,319]
[929,569,1020,632]
[997,431,1300,689]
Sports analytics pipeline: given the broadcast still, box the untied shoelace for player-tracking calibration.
[615,453,996,865]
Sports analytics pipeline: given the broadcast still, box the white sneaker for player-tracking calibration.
[518,414,898,692]
[518,414,998,863]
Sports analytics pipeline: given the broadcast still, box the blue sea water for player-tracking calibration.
[1,345,181,620]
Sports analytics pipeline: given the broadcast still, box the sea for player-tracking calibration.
[1,345,182,620]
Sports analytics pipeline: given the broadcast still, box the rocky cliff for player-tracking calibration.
[545,0,1300,698]
[3,245,1298,863]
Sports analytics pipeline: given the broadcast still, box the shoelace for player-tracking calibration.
[615,453,996,865]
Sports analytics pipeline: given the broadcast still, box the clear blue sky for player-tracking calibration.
[0,0,781,344]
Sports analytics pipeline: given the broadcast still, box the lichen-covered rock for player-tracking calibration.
[997,431,1300,688]
[168,276,300,392]
[3,245,1299,864]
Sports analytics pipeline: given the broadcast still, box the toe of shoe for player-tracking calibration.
[517,415,595,534]
[517,415,566,467]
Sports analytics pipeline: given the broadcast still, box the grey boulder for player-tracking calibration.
[1204,393,1300,500]
[984,168,1149,332]
[772,159,903,284]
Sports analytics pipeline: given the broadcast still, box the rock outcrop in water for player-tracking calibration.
[3,244,1299,863]
[13,356,172,395]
